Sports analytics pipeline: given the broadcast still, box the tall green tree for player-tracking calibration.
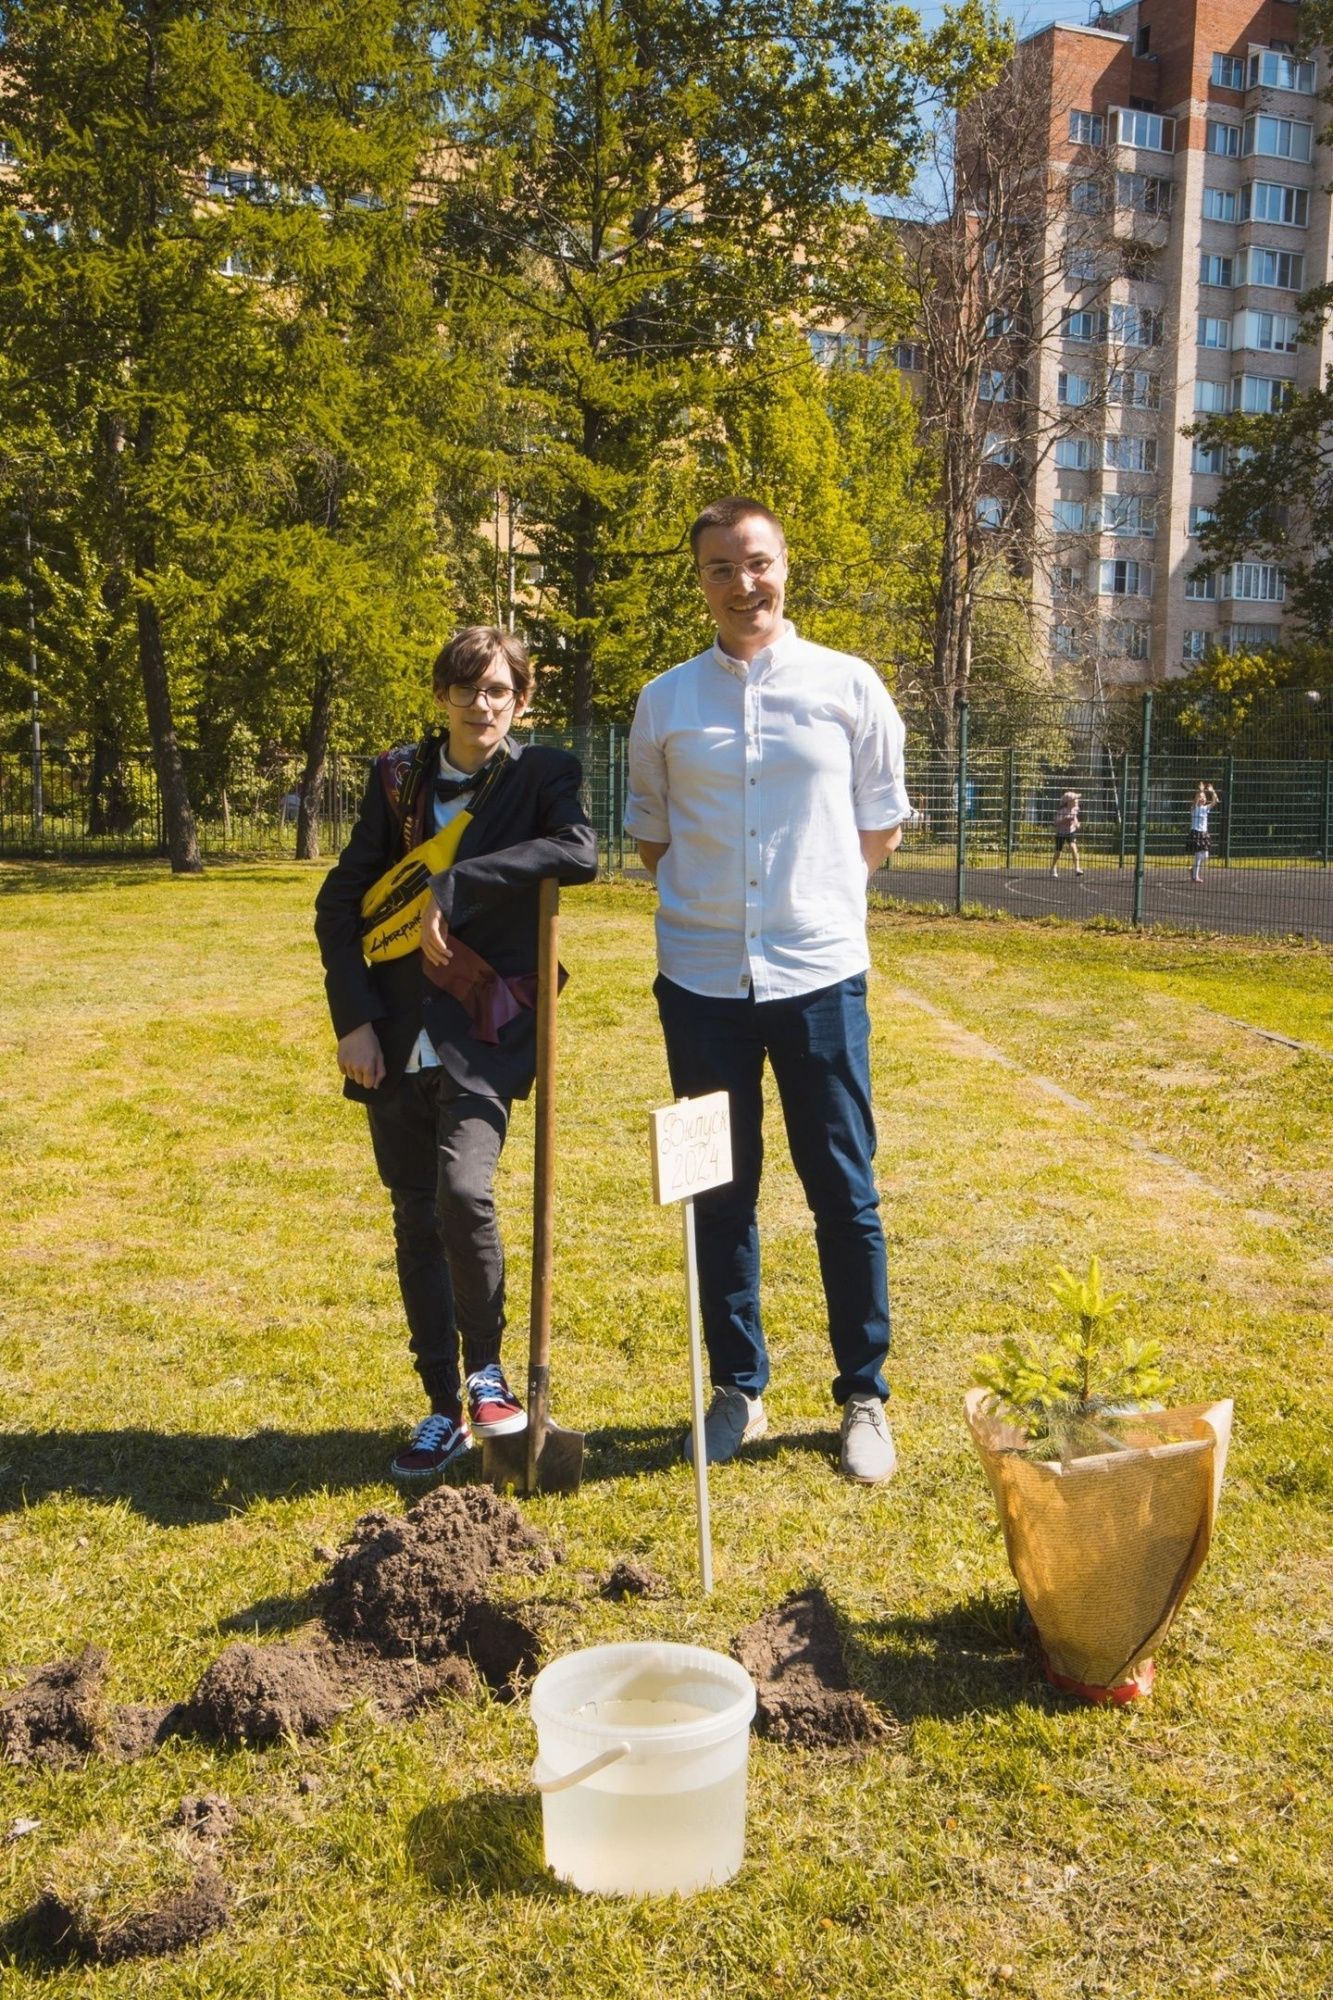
[429,0,1003,724]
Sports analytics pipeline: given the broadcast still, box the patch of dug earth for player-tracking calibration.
[600,1559,669,1601]
[19,1830,228,1966]
[185,1642,346,1748]
[25,1866,229,1965]
[322,1486,552,1666]
[0,1648,107,1765]
[175,1794,239,1845]
[733,1588,887,1748]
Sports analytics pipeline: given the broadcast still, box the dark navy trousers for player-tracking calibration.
[654,971,890,1406]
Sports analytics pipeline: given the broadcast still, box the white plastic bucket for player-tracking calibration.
[529,1641,757,1896]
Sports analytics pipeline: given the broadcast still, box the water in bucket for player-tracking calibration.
[530,1643,756,1896]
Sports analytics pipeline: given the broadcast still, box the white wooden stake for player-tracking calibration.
[682,1195,714,1595]
[648,1089,732,1598]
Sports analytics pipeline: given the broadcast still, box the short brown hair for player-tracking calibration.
[688,496,787,560]
[432,625,532,701]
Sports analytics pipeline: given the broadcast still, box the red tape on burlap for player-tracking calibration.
[1042,1655,1156,1705]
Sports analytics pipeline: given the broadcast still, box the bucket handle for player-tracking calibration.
[533,1742,631,1794]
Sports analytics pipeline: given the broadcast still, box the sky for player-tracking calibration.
[913,1,1099,33]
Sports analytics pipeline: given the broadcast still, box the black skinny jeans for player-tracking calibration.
[365,1066,511,1418]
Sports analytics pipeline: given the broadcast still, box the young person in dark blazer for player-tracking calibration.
[314,627,598,1485]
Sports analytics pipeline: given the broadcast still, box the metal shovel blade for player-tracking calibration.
[482,1419,585,1495]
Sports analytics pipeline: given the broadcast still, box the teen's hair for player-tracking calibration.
[432,625,532,701]
[688,496,786,560]
[1061,790,1079,802]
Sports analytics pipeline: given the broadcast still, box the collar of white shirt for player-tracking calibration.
[711,619,797,680]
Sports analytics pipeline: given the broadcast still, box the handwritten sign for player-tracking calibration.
[650,1091,733,1206]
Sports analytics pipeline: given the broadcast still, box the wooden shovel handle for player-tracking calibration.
[527,878,559,1435]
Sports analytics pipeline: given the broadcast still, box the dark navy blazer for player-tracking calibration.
[314,737,598,1103]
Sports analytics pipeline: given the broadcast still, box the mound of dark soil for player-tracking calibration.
[322,1486,552,1662]
[323,1641,478,1718]
[25,1865,228,1964]
[185,1643,345,1747]
[107,1704,183,1762]
[600,1559,668,1601]
[175,1794,238,1844]
[0,1648,106,1766]
[733,1588,887,1749]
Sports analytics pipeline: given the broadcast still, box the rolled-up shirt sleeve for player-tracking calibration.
[851,674,912,830]
[624,686,671,844]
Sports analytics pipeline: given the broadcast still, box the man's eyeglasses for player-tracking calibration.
[697,556,778,586]
[445,681,517,709]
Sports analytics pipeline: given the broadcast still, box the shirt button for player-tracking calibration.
[749,777,757,787]
[749,828,757,836]
[749,879,757,887]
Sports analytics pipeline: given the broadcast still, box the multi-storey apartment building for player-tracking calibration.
[1008,0,1327,683]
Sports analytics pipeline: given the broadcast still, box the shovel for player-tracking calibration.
[483,876,585,1495]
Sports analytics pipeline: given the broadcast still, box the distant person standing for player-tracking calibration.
[625,495,912,1484]
[1187,781,1221,885]
[1051,791,1082,879]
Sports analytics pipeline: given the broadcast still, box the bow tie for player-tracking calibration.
[434,769,483,804]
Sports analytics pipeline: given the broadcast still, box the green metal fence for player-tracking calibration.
[4,692,1329,941]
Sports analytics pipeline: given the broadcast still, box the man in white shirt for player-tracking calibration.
[625,497,911,1483]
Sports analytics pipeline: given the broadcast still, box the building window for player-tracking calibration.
[1192,442,1227,474]
[1104,435,1157,472]
[1197,316,1230,350]
[1199,253,1234,288]
[1053,500,1086,533]
[1226,622,1281,651]
[1227,563,1285,602]
[1069,178,1104,214]
[1105,619,1152,659]
[1110,305,1162,347]
[1240,181,1309,227]
[976,497,1005,530]
[1134,26,1150,56]
[1187,505,1216,536]
[1195,378,1229,413]
[1242,116,1312,162]
[1069,111,1105,145]
[1211,53,1245,90]
[1239,246,1304,290]
[892,341,925,371]
[979,369,1010,402]
[1057,371,1091,407]
[1116,172,1171,214]
[1061,308,1105,342]
[1185,572,1220,600]
[1100,495,1155,537]
[1098,559,1151,596]
[1202,186,1238,222]
[1052,566,1084,600]
[1111,107,1173,151]
[1106,369,1160,409]
[1182,629,1212,659]
[1050,624,1078,658]
[1054,437,1092,469]
[1233,374,1293,414]
[1207,121,1241,156]
[1065,248,1102,283]
[982,431,1015,465]
[1234,310,1299,354]
[1247,51,1316,94]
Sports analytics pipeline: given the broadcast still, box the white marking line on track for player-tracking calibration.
[889,987,1273,1213]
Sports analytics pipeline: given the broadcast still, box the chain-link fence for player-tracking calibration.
[4,694,1329,941]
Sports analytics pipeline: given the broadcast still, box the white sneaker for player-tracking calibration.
[839,1396,898,1484]
[683,1387,767,1466]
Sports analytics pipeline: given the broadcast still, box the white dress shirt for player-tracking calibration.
[625,622,911,1002]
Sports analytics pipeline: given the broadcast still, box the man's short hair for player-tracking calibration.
[688,496,787,560]
[432,625,533,701]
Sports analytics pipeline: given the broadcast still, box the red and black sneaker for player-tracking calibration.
[388,1411,472,1487]
[466,1364,528,1438]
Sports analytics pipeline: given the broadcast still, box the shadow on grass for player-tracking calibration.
[582,1423,834,1482]
[0,1906,67,1975]
[0,1427,401,1526]
[406,1792,556,1899]
[0,860,171,893]
[846,1590,1050,1722]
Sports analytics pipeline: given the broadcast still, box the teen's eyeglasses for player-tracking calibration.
[697,556,779,586]
[445,681,518,709]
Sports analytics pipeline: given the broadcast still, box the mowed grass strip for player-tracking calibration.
[0,865,1329,2000]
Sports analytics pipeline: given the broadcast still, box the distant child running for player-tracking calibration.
[1186,781,1221,884]
[1051,790,1082,878]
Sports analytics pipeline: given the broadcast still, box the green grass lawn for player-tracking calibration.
[1,866,1330,1999]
